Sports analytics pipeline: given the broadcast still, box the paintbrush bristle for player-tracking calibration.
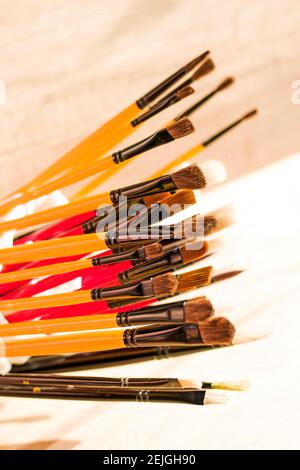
[166,118,195,140]
[215,77,235,92]
[242,109,258,120]
[192,58,215,81]
[152,273,178,298]
[165,190,196,208]
[177,266,213,293]
[184,297,214,323]
[179,242,209,264]
[200,160,227,187]
[171,164,206,190]
[211,380,250,391]
[176,86,195,100]
[198,317,236,345]
[205,205,235,235]
[144,242,164,259]
[184,51,210,74]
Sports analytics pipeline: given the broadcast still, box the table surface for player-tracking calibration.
[0,154,299,450]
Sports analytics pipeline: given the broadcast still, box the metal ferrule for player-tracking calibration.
[110,174,175,204]
[112,129,174,164]
[116,300,185,327]
[90,279,154,302]
[123,323,201,348]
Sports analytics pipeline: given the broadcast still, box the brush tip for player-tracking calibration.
[192,58,215,80]
[171,164,206,190]
[166,118,195,140]
[211,380,250,391]
[243,109,258,120]
[176,86,195,100]
[179,243,209,264]
[185,50,210,73]
[177,266,213,293]
[205,205,235,235]
[144,242,164,259]
[216,77,235,92]
[199,316,236,345]
[184,297,214,323]
[152,273,178,298]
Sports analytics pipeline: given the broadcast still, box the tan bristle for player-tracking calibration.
[171,164,206,190]
[200,160,227,187]
[144,242,164,259]
[143,193,171,206]
[215,77,234,92]
[179,241,209,264]
[176,86,195,100]
[243,109,257,120]
[205,205,235,234]
[166,118,195,140]
[152,273,178,298]
[164,190,196,208]
[198,317,236,345]
[192,58,215,80]
[184,297,214,323]
[177,266,213,293]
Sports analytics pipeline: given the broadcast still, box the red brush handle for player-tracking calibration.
[8,297,155,323]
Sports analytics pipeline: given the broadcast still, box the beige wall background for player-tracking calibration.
[0,0,299,198]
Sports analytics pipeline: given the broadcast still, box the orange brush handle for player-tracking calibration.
[2,289,93,313]
[150,143,205,179]
[2,329,125,357]
[0,258,92,284]
[0,313,118,337]
[0,192,110,233]
[0,233,106,265]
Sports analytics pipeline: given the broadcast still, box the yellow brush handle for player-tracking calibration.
[2,289,93,313]
[0,102,140,203]
[0,155,113,217]
[0,313,119,337]
[0,192,110,233]
[150,143,205,179]
[0,258,92,284]
[1,329,125,357]
[0,233,106,265]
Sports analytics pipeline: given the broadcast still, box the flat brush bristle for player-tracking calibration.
[165,189,196,208]
[166,118,195,140]
[176,86,195,100]
[198,317,236,345]
[242,109,258,120]
[179,242,209,264]
[184,298,214,323]
[171,164,206,190]
[177,266,213,293]
[152,273,178,297]
[215,77,235,92]
[192,58,215,80]
[143,242,164,259]
[211,380,250,391]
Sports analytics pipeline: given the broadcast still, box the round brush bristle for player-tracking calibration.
[171,164,206,190]
[199,317,236,345]
[211,380,250,391]
[166,118,195,140]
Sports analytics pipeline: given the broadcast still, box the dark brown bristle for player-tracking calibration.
[215,77,234,92]
[192,58,215,81]
[179,241,209,264]
[152,273,178,298]
[144,242,164,260]
[177,266,213,293]
[171,164,206,190]
[176,86,195,100]
[198,317,236,345]
[184,51,210,74]
[166,118,195,140]
[242,109,258,120]
[165,189,196,208]
[184,297,214,323]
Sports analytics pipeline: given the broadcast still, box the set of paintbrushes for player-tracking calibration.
[0,51,257,405]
